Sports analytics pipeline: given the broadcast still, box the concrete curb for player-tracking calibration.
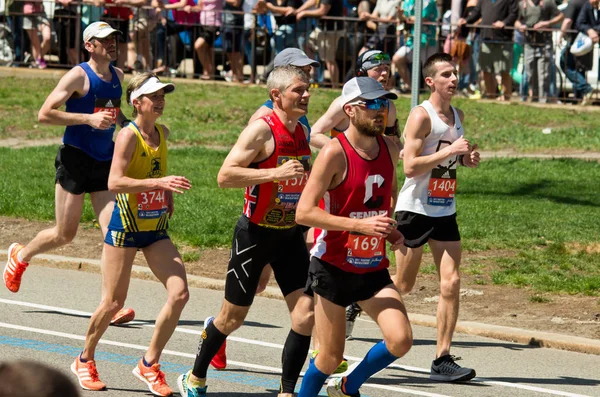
[2,252,599,356]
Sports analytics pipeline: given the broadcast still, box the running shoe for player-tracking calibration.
[70,356,106,391]
[334,358,349,374]
[4,243,29,293]
[110,307,136,325]
[177,370,208,397]
[204,316,227,369]
[132,358,173,396]
[326,377,360,397]
[310,350,348,374]
[430,355,476,382]
[345,303,362,340]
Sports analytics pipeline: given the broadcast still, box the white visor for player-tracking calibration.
[129,77,175,105]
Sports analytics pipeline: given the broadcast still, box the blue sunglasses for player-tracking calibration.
[348,98,389,110]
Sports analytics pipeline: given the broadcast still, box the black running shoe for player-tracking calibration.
[430,355,476,382]
[345,303,362,340]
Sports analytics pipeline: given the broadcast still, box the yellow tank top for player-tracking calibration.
[110,122,169,232]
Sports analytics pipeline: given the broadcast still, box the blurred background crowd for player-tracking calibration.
[1,0,599,104]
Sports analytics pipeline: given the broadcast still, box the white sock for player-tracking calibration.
[17,251,26,264]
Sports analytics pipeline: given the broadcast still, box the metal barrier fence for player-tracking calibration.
[1,0,597,103]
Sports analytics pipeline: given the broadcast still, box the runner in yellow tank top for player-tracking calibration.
[110,121,170,235]
[74,73,192,397]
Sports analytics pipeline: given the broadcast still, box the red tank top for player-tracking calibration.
[312,133,394,274]
[243,112,312,229]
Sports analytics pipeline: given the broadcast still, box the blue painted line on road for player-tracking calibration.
[0,336,371,396]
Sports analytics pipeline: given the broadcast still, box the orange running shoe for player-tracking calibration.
[4,243,29,293]
[205,316,227,370]
[110,308,136,325]
[70,356,106,391]
[132,358,173,396]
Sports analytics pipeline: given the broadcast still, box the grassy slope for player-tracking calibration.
[2,76,599,151]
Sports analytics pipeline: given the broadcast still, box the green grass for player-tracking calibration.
[492,243,600,296]
[2,146,599,294]
[2,76,600,151]
[458,158,600,249]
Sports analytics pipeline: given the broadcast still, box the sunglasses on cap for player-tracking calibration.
[348,98,389,110]
[366,53,391,63]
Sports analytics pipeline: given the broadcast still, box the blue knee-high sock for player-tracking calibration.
[344,341,398,395]
[298,359,329,397]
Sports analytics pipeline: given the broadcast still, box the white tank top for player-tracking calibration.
[395,100,463,217]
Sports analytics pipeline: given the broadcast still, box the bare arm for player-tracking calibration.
[217,119,305,188]
[559,18,573,42]
[535,10,563,29]
[266,1,294,15]
[38,67,114,129]
[115,0,145,6]
[357,0,371,19]
[295,0,316,14]
[108,127,191,194]
[296,140,397,236]
[310,96,347,149]
[402,107,471,178]
[298,3,329,19]
[163,0,187,11]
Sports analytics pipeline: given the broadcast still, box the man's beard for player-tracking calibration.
[352,110,384,137]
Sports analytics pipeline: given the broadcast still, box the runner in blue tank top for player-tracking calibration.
[3,22,135,327]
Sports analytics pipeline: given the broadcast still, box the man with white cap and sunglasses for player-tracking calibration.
[310,49,403,341]
[4,22,135,325]
[296,76,412,397]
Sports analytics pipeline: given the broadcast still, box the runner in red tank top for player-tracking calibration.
[178,66,315,397]
[296,77,412,397]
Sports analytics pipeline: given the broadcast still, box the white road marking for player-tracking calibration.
[0,298,595,397]
[0,321,451,397]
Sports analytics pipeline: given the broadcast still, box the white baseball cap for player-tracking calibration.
[83,22,121,43]
[341,77,397,106]
[130,77,175,105]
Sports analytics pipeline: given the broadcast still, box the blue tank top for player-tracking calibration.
[64,63,122,161]
[262,99,311,143]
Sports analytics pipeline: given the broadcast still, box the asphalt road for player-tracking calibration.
[0,265,598,397]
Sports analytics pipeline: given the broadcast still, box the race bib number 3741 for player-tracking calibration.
[137,189,167,219]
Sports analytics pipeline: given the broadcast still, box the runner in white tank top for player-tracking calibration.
[393,53,481,383]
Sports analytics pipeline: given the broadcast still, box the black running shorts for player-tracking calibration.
[55,144,112,195]
[224,216,310,307]
[305,257,393,308]
[395,211,461,249]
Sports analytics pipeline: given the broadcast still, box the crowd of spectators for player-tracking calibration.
[1,0,599,103]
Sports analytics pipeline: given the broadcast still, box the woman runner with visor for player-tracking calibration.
[72,73,192,396]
